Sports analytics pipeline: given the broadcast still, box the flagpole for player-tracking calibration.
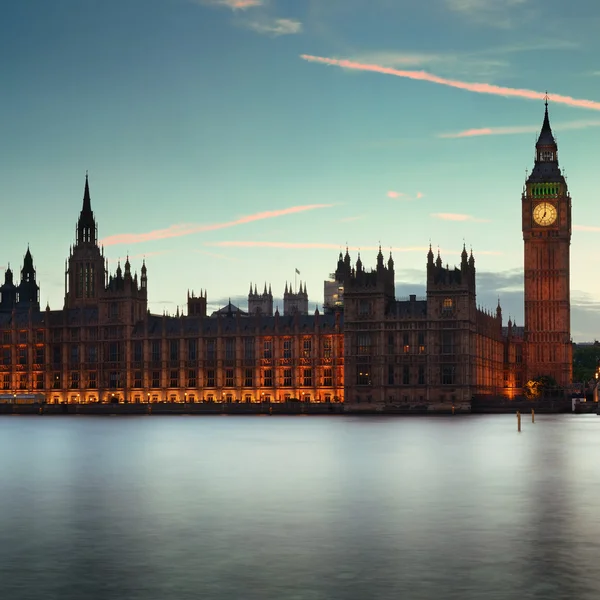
[295,269,297,294]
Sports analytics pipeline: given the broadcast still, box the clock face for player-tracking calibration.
[533,202,557,226]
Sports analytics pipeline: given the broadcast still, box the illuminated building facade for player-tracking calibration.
[0,176,344,404]
[0,106,571,404]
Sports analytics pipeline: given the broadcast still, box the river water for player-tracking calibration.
[0,414,599,600]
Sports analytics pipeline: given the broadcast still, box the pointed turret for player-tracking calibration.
[528,100,564,184]
[537,99,555,148]
[435,249,442,268]
[427,244,434,266]
[140,259,147,290]
[376,244,384,271]
[17,247,39,310]
[77,172,97,245]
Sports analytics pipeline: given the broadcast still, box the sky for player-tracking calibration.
[2,0,600,340]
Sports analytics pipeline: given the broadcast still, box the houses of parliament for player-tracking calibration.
[0,105,572,405]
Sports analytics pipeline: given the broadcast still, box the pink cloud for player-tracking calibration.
[416,192,424,199]
[387,190,423,200]
[431,213,490,222]
[441,119,600,138]
[101,204,331,246]
[387,191,405,199]
[211,0,263,9]
[300,55,600,111]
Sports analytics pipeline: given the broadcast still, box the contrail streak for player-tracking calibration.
[300,55,600,111]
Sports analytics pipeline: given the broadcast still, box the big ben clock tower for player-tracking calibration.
[522,101,572,387]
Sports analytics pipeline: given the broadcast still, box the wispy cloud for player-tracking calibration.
[441,119,600,138]
[387,190,424,200]
[300,55,600,111]
[101,204,331,246]
[432,213,490,223]
[202,0,263,9]
[387,191,405,199]
[349,41,577,81]
[339,216,363,222]
[247,18,302,35]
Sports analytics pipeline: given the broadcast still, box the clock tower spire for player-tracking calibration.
[522,101,572,388]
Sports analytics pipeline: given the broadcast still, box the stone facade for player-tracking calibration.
[0,105,573,404]
[336,245,505,404]
[522,102,572,386]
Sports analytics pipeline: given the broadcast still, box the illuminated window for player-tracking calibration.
[303,368,312,387]
[418,332,425,354]
[263,339,272,359]
[324,367,332,387]
[323,337,332,359]
[264,369,273,387]
[2,374,9,390]
[303,338,312,359]
[35,373,43,390]
[283,369,292,387]
[356,366,371,386]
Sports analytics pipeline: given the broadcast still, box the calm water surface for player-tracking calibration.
[1,414,599,600]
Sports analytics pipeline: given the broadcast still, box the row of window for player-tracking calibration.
[9,337,337,365]
[357,365,456,386]
[5,367,336,390]
[2,331,45,344]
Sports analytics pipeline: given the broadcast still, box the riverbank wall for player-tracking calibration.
[0,398,594,416]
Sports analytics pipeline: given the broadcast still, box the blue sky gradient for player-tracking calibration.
[2,0,600,339]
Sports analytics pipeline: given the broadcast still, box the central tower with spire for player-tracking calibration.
[64,174,107,308]
[522,101,572,387]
